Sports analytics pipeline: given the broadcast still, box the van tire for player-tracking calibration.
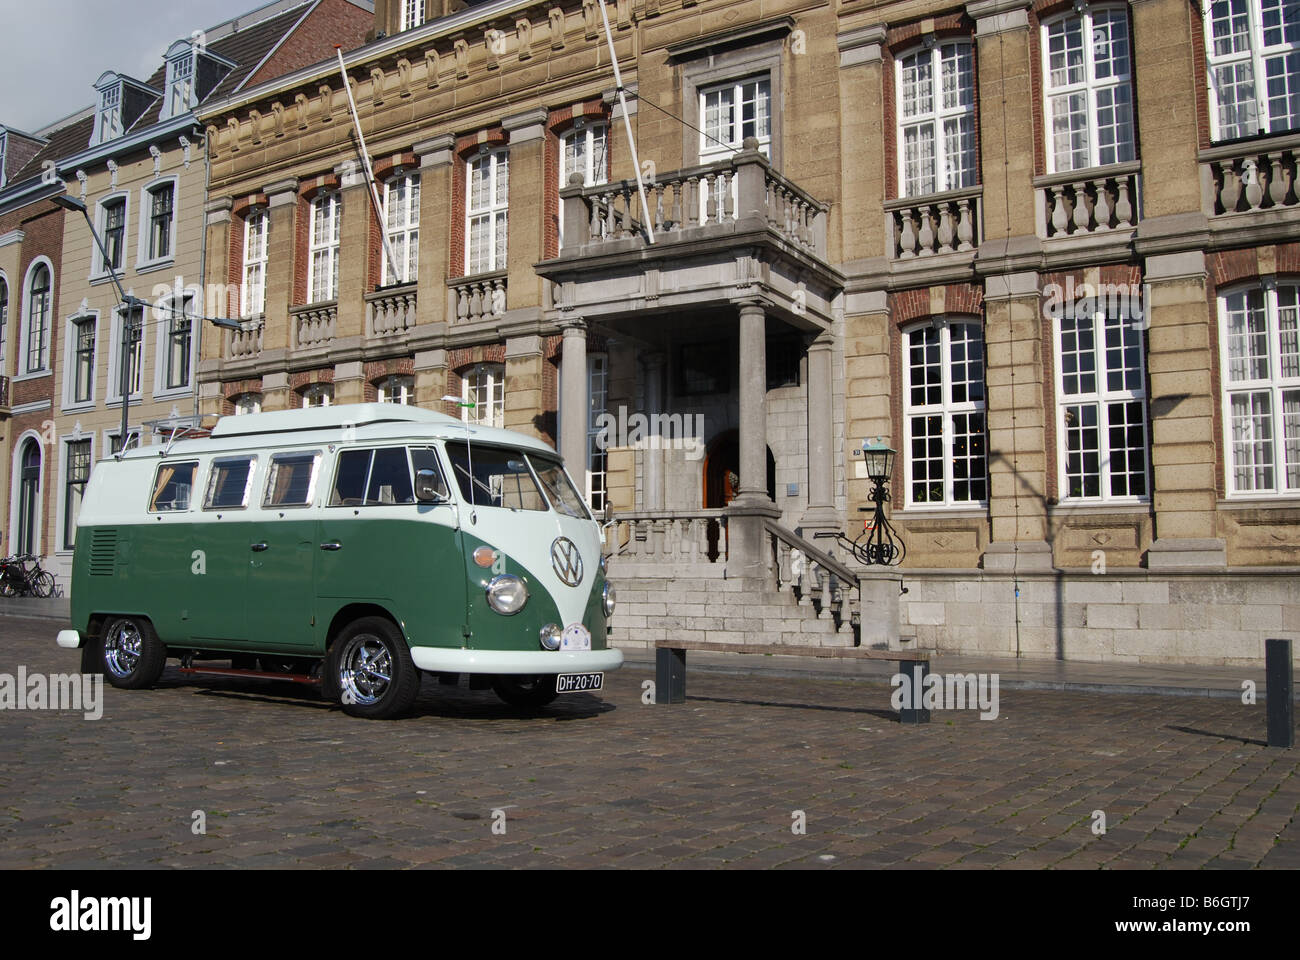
[491,675,559,709]
[330,617,419,720]
[95,616,167,690]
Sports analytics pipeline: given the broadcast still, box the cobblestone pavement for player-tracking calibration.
[1,617,1297,869]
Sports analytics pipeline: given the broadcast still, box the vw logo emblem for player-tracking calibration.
[551,537,584,587]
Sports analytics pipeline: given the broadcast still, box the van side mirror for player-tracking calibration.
[415,469,449,503]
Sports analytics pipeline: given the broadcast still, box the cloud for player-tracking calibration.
[0,0,257,132]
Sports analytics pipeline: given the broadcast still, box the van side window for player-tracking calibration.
[264,451,320,508]
[150,461,198,512]
[329,447,420,506]
[205,457,256,510]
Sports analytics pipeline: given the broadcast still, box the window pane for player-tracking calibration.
[1065,403,1101,498]
[1225,288,1271,382]
[1107,400,1148,496]
[206,458,255,509]
[1048,18,1085,88]
[1059,315,1098,395]
[910,414,945,503]
[1230,390,1275,490]
[531,456,591,519]
[1264,50,1300,132]
[150,462,198,512]
[366,447,415,505]
[1284,389,1300,488]
[445,443,547,510]
[331,449,371,506]
[951,411,987,502]
[265,453,320,506]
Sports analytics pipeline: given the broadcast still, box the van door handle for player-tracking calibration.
[250,542,269,552]
[320,541,342,551]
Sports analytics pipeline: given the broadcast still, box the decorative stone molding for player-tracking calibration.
[837,24,887,67]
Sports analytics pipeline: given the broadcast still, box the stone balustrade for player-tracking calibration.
[226,318,263,360]
[366,284,417,337]
[560,139,828,258]
[0,376,9,411]
[885,186,982,259]
[768,523,857,638]
[449,271,507,323]
[291,302,337,349]
[1202,135,1299,215]
[609,511,729,564]
[1035,162,1141,238]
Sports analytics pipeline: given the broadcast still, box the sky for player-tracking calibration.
[0,0,269,133]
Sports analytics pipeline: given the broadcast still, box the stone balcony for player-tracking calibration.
[1200,131,1299,247]
[885,185,983,261]
[225,317,264,362]
[292,301,337,350]
[539,138,841,332]
[0,375,9,416]
[366,283,418,339]
[448,271,507,324]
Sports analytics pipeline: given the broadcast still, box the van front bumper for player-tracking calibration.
[409,646,624,675]
[56,630,83,649]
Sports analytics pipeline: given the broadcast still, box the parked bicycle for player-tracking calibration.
[0,554,57,598]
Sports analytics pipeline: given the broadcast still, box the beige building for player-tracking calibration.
[193,0,1300,664]
[41,0,372,580]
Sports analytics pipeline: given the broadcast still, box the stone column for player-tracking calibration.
[503,334,544,439]
[415,135,455,328]
[983,270,1053,570]
[559,319,588,474]
[641,352,666,511]
[334,161,370,342]
[967,0,1037,242]
[261,179,298,355]
[414,348,448,409]
[801,332,838,535]
[501,109,548,312]
[1143,249,1226,569]
[727,301,780,581]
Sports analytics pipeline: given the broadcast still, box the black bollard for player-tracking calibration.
[1266,638,1294,749]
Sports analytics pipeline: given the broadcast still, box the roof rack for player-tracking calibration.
[208,402,460,439]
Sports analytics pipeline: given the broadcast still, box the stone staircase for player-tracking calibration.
[604,512,859,649]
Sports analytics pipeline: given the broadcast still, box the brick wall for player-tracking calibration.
[246,0,373,89]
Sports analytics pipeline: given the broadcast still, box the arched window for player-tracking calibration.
[233,392,262,416]
[377,374,414,405]
[16,437,42,556]
[26,263,51,372]
[897,40,977,197]
[461,363,504,428]
[1042,6,1135,172]
[301,383,333,408]
[902,318,988,506]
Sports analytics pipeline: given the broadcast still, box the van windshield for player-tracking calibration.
[529,456,591,520]
[445,442,547,512]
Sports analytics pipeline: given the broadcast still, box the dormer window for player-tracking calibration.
[166,50,195,118]
[400,0,427,31]
[97,84,123,142]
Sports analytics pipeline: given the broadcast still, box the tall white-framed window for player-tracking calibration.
[461,363,505,428]
[166,49,195,118]
[233,392,262,416]
[1206,0,1300,140]
[96,195,128,276]
[61,437,92,551]
[308,191,341,303]
[0,274,9,374]
[903,319,988,506]
[302,383,333,408]
[142,180,176,263]
[560,121,608,245]
[242,208,269,318]
[377,374,414,405]
[400,0,426,31]
[897,40,977,197]
[586,352,609,512]
[467,149,508,274]
[23,260,51,374]
[66,313,97,406]
[96,82,123,144]
[0,131,7,190]
[1219,279,1300,495]
[1042,6,1136,172]
[382,172,420,285]
[109,302,145,402]
[1055,307,1149,500]
[157,292,195,393]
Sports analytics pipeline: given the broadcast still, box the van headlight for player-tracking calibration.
[602,581,617,617]
[486,575,528,615]
[539,624,562,650]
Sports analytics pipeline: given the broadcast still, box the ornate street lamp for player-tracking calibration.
[839,437,905,566]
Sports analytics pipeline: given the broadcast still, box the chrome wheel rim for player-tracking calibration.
[104,620,143,678]
[339,634,393,706]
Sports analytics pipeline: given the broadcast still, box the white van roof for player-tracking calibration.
[116,403,559,459]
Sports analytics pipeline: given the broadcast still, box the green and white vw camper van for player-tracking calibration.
[55,404,621,718]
